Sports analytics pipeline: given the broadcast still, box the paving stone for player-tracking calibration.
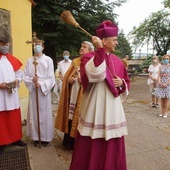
[23,76,170,170]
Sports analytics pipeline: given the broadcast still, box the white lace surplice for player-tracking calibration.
[0,56,23,111]
[78,57,128,140]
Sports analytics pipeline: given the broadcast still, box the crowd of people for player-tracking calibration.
[0,19,170,169]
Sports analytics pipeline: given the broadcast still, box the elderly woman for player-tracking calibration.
[155,54,170,118]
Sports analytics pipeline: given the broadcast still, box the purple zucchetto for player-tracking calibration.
[96,20,118,39]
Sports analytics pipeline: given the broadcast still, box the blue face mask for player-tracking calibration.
[63,55,69,60]
[163,59,169,64]
[34,45,43,53]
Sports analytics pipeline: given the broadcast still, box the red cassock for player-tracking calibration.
[0,53,23,145]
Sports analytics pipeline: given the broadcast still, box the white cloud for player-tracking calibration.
[114,0,164,54]
[115,0,164,35]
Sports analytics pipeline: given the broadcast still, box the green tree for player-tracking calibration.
[116,30,132,58]
[32,0,127,68]
[129,10,170,56]
[163,0,170,8]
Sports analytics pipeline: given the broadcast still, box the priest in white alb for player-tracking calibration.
[23,39,55,147]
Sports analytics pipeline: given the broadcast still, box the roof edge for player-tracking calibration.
[29,0,36,6]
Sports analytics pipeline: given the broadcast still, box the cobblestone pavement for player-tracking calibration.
[24,76,170,170]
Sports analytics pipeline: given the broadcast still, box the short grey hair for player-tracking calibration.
[82,41,94,52]
[63,50,70,56]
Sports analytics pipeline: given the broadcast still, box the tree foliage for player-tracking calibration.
[32,0,129,68]
[163,0,170,8]
[116,30,132,58]
[129,10,170,56]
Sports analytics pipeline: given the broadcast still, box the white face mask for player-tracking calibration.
[0,46,9,54]
[34,45,43,53]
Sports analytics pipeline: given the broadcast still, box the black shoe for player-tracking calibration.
[42,141,50,147]
[34,141,39,147]
[13,140,27,146]
[0,145,6,154]
[152,103,156,107]
[155,103,159,108]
